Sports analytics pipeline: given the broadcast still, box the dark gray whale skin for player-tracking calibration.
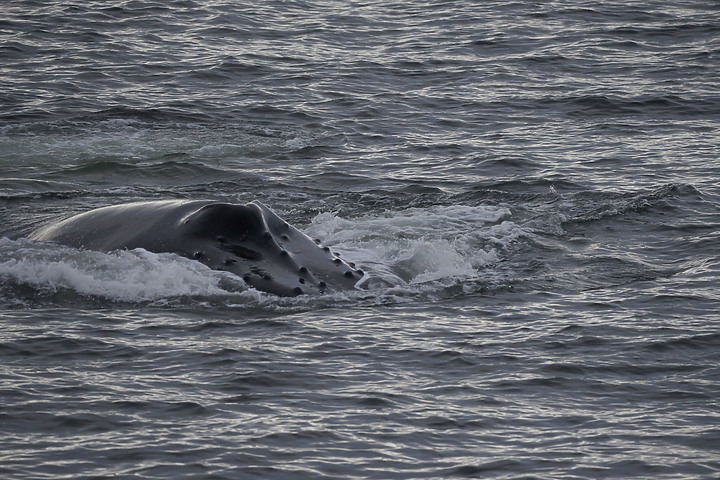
[28,200,364,297]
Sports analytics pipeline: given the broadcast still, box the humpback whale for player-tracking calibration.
[28,200,364,296]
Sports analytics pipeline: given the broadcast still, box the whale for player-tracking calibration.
[28,200,365,296]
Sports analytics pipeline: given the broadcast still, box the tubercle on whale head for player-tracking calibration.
[179,201,364,297]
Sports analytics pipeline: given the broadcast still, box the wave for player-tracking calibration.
[0,114,334,193]
[541,94,720,118]
[553,184,699,225]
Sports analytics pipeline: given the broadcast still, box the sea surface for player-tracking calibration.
[1,1,720,478]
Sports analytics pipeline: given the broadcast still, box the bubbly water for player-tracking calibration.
[1,1,719,478]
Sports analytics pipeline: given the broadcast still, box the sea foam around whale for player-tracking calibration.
[0,204,522,306]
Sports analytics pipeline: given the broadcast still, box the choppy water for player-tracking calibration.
[1,1,719,478]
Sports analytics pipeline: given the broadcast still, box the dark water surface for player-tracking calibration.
[1,1,719,478]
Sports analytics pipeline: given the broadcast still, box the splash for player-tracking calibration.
[306,204,526,290]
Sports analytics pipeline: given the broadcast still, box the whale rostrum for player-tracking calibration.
[28,200,364,297]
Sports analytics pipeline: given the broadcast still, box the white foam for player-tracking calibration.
[0,238,249,302]
[305,204,527,289]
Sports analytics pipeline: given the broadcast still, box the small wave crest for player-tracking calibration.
[0,113,330,181]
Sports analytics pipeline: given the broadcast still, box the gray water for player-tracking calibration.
[1,1,719,478]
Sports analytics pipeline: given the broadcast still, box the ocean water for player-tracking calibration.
[1,1,720,478]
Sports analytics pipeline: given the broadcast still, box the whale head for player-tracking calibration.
[178,201,364,296]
